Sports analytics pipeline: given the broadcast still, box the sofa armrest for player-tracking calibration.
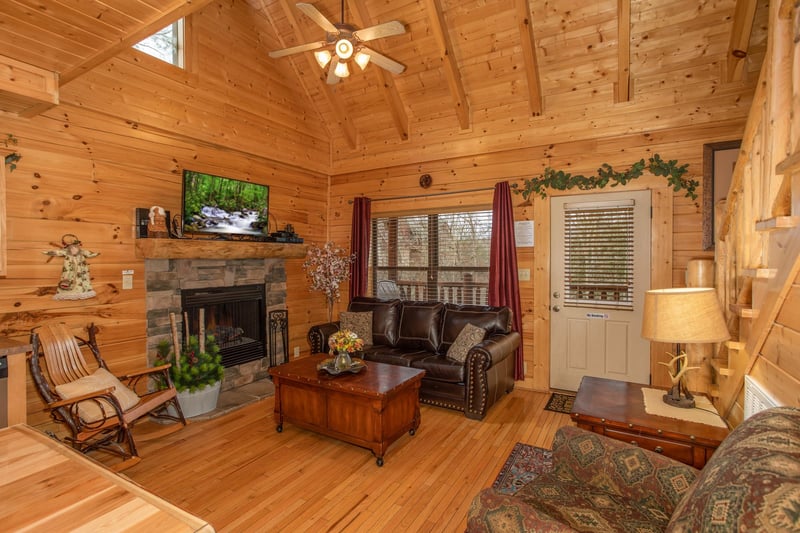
[307,322,340,354]
[464,331,520,420]
[467,487,576,532]
[550,425,698,514]
[465,331,520,370]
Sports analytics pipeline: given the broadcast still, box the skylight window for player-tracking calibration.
[134,20,185,68]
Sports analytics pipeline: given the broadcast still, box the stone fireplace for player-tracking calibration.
[144,257,286,391]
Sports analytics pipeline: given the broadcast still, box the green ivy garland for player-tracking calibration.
[511,154,697,201]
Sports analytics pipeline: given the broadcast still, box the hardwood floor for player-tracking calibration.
[122,388,572,532]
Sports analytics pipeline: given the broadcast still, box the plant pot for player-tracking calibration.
[172,381,221,418]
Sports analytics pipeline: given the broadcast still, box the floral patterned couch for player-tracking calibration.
[467,406,800,532]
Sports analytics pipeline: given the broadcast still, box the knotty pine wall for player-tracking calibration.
[0,0,777,427]
[323,1,769,394]
[0,1,331,426]
[328,122,751,392]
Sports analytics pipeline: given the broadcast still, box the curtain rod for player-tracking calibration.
[348,186,495,204]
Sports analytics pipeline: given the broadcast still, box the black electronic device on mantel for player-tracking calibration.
[267,224,303,243]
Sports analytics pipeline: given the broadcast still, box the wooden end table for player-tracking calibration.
[571,376,729,468]
[269,355,424,466]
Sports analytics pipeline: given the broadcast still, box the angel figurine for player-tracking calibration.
[43,234,100,300]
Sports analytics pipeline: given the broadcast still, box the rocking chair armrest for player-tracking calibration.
[118,364,171,380]
[48,387,118,410]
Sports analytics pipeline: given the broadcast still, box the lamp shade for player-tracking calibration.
[314,50,332,68]
[641,288,730,343]
[334,60,350,78]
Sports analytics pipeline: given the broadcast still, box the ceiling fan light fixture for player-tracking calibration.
[354,50,371,70]
[335,38,354,60]
[334,60,350,78]
[314,49,332,68]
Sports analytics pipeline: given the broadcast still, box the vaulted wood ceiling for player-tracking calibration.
[0,0,763,162]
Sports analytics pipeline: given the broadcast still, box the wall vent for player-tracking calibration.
[744,375,778,419]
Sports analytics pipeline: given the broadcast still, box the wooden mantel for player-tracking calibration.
[135,238,307,259]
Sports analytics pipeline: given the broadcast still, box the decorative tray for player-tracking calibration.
[317,357,367,375]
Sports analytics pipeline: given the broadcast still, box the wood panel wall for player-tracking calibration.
[0,2,330,426]
[713,0,800,425]
[0,0,789,432]
[329,121,750,392]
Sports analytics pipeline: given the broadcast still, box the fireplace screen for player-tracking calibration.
[181,284,266,367]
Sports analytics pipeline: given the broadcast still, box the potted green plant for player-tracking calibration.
[155,334,224,417]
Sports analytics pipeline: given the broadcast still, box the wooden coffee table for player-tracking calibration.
[268,355,425,466]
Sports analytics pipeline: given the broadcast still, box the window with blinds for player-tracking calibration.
[372,210,492,304]
[563,200,635,310]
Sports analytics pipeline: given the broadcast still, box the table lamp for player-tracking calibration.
[641,288,730,408]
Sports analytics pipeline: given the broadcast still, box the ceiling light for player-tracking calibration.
[335,39,353,60]
[314,50,332,68]
[334,60,350,78]
[354,51,371,70]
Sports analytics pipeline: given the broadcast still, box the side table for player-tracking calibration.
[571,376,729,468]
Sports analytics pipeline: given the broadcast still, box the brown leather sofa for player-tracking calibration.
[308,297,521,420]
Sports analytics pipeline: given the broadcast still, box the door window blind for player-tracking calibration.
[563,200,635,310]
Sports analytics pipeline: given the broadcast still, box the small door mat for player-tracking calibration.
[492,442,554,494]
[544,392,576,414]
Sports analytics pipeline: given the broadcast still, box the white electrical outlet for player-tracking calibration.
[518,268,531,281]
[293,346,300,358]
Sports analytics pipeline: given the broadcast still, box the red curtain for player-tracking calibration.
[489,182,524,380]
[349,197,371,301]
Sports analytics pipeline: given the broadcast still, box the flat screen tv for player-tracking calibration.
[182,170,270,237]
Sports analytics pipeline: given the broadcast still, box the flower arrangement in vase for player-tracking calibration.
[328,329,364,370]
[303,241,355,322]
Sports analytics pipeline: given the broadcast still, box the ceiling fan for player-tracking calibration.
[269,2,407,84]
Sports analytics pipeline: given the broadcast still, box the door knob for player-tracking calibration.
[552,305,561,312]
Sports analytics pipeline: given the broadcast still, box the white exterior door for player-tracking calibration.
[550,190,652,391]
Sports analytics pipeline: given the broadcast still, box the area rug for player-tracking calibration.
[544,392,576,414]
[492,443,554,495]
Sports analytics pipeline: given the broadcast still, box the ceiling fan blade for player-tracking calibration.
[326,61,341,84]
[361,47,406,74]
[353,21,406,42]
[269,40,326,58]
[296,3,338,34]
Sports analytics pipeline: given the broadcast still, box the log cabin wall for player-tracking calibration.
[1,0,793,431]
[712,0,800,426]
[0,1,330,426]
[328,0,768,394]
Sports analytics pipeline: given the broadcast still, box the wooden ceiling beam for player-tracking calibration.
[348,0,409,142]
[59,0,216,86]
[726,0,758,82]
[514,0,542,116]
[616,0,631,103]
[276,0,358,149]
[422,0,470,130]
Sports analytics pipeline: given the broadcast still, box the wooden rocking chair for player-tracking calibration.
[29,322,186,470]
